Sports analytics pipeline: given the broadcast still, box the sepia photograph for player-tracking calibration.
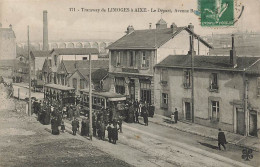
[0,0,259,166]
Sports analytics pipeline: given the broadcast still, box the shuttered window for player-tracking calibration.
[183,70,191,88]
[161,69,168,82]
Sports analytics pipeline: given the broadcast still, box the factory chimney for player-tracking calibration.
[43,10,49,51]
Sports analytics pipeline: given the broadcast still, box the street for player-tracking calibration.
[0,83,259,167]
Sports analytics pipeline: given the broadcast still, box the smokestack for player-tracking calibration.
[230,34,237,68]
[43,10,49,51]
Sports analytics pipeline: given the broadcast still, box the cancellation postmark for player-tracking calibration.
[200,0,234,26]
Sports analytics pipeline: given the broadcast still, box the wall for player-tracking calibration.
[156,30,210,64]
[247,75,260,136]
[154,67,245,132]
[0,29,16,60]
[68,71,87,94]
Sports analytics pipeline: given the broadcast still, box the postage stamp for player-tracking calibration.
[200,0,234,26]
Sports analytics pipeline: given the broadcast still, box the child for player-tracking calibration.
[61,120,65,133]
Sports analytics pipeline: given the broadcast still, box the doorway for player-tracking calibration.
[249,110,257,137]
[236,108,245,135]
[185,102,191,121]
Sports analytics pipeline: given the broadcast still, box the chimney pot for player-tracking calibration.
[149,23,152,29]
[230,34,237,68]
[170,23,177,32]
[9,24,12,29]
[188,23,194,32]
[126,25,134,34]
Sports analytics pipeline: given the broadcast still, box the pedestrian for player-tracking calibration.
[171,112,175,124]
[218,128,227,150]
[128,102,135,123]
[100,121,106,140]
[143,109,149,126]
[92,114,97,137]
[51,118,60,135]
[118,116,123,133]
[96,120,101,139]
[81,118,87,136]
[174,108,178,123]
[61,120,65,133]
[112,123,119,144]
[107,123,112,143]
[135,105,139,123]
[71,117,78,135]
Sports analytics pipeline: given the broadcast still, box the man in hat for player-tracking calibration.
[107,123,112,143]
[71,117,78,135]
[218,128,227,150]
[174,108,178,123]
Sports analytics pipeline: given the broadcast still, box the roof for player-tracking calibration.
[107,27,213,49]
[44,83,75,91]
[50,48,99,55]
[80,89,126,99]
[91,68,109,83]
[156,18,167,25]
[30,50,50,57]
[0,28,16,38]
[61,60,109,74]
[155,55,260,72]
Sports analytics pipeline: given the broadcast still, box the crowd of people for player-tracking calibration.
[31,99,124,144]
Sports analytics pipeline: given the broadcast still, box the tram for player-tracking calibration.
[79,89,127,121]
[44,83,75,107]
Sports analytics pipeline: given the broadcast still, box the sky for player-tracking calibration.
[1,0,260,42]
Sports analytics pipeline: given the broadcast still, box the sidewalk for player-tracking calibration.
[149,114,260,152]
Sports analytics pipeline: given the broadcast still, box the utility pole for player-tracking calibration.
[28,26,32,116]
[191,35,195,123]
[89,53,93,140]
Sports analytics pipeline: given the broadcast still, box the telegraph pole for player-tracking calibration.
[28,26,32,116]
[89,53,93,140]
[191,35,195,123]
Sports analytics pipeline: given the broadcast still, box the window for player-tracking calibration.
[257,77,260,96]
[130,51,134,67]
[115,78,125,94]
[82,57,88,60]
[161,93,168,109]
[141,51,149,68]
[161,69,168,84]
[211,101,220,121]
[183,70,191,88]
[73,78,77,90]
[80,79,85,89]
[210,73,218,91]
[140,81,151,104]
[116,51,121,66]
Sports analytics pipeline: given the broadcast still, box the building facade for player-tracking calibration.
[107,19,212,103]
[0,24,16,60]
[154,53,260,137]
